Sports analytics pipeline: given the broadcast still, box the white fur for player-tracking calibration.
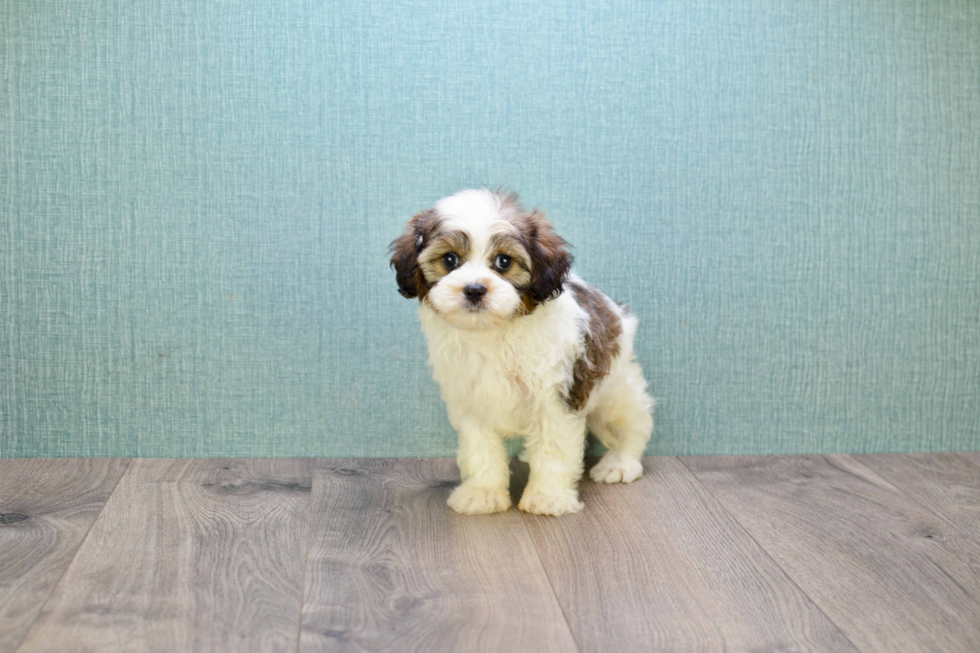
[413,190,655,516]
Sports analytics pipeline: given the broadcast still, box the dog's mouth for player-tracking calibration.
[439,301,507,330]
[462,296,486,313]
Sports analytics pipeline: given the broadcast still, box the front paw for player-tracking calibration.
[518,489,584,516]
[447,483,512,515]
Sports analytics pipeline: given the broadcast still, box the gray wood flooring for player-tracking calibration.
[1,454,978,652]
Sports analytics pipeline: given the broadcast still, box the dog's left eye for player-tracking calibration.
[494,254,512,271]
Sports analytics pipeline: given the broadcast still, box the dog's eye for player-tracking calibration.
[494,254,512,271]
[442,252,459,270]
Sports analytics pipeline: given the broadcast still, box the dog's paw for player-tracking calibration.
[590,452,643,484]
[447,483,511,515]
[518,490,584,516]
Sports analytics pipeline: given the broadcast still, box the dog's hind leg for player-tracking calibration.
[587,359,654,484]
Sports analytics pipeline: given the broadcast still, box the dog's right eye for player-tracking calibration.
[442,253,459,270]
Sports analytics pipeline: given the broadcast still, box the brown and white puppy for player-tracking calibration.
[390,189,654,516]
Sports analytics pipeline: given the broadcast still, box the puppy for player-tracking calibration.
[390,189,654,516]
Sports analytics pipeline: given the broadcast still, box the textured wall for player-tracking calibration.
[2,0,979,457]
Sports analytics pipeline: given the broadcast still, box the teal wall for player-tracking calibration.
[2,0,979,457]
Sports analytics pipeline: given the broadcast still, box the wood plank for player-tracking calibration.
[299,458,578,653]
[517,456,857,653]
[0,459,130,651]
[854,453,980,541]
[16,458,314,653]
[684,454,980,653]
[960,451,980,467]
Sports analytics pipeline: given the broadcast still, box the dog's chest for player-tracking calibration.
[424,330,558,426]
[419,304,581,427]
[431,338,530,405]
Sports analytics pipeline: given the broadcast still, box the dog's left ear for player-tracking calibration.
[389,209,437,299]
[526,210,573,303]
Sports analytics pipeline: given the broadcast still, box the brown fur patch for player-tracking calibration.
[487,232,532,288]
[565,280,623,411]
[510,208,573,306]
[518,293,537,316]
[389,209,443,300]
[418,230,471,284]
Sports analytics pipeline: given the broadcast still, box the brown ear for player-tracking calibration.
[526,210,573,302]
[389,209,438,299]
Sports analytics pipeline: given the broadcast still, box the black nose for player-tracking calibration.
[463,284,487,302]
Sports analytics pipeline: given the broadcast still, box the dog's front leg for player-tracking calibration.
[518,401,587,516]
[446,417,512,515]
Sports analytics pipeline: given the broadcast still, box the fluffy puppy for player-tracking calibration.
[390,189,654,516]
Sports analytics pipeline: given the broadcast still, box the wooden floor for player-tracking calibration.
[1,454,979,652]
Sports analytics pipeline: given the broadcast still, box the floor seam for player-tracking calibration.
[294,459,318,653]
[674,455,865,653]
[11,457,134,653]
[517,505,584,653]
[840,452,980,546]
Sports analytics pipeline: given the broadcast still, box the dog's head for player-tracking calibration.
[389,189,573,330]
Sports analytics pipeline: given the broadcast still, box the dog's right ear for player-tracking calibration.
[389,209,437,299]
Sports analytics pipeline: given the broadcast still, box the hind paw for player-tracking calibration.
[590,452,643,484]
